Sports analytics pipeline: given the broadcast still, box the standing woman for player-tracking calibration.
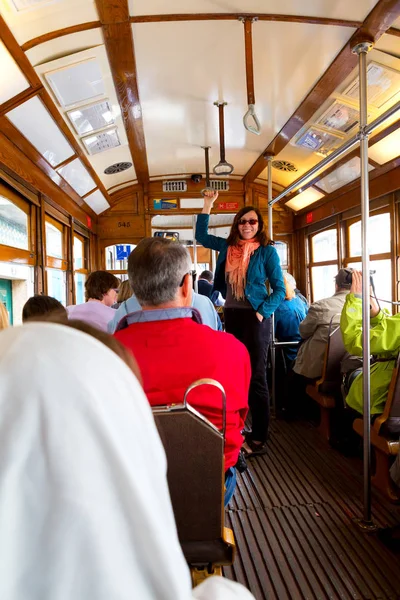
[196,191,285,456]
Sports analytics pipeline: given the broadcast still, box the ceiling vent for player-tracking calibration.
[162,180,187,192]
[104,162,132,175]
[210,180,229,191]
[272,160,298,172]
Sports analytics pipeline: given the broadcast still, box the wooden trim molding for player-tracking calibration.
[95,0,149,184]
[21,21,102,51]
[130,14,362,27]
[243,0,400,184]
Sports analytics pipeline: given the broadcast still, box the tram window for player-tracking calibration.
[74,272,86,305]
[311,229,337,262]
[274,241,288,269]
[74,236,84,270]
[73,234,88,305]
[47,268,67,306]
[0,196,29,250]
[45,220,63,259]
[105,243,136,273]
[311,264,338,302]
[349,213,390,257]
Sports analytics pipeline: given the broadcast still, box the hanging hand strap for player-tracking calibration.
[243,103,261,135]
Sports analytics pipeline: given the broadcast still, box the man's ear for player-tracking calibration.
[181,273,193,306]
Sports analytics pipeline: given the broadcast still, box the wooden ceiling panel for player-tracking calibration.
[132,20,354,178]
[129,0,380,22]
[0,0,98,46]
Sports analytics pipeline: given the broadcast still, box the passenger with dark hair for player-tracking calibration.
[67,270,120,332]
[197,270,214,298]
[0,323,255,599]
[114,237,250,506]
[22,295,67,323]
[196,191,285,456]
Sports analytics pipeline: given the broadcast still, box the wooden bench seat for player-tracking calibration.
[306,325,346,441]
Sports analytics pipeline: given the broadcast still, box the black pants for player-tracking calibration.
[224,309,271,442]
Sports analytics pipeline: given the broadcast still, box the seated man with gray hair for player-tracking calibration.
[114,237,250,505]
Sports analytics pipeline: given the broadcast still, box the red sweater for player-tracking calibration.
[115,318,250,470]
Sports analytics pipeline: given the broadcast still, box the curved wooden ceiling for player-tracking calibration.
[0,0,400,215]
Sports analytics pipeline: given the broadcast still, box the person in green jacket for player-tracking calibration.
[340,270,398,415]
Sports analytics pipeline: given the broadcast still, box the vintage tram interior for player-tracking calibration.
[1,1,400,599]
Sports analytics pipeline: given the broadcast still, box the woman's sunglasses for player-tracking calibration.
[238,218,258,226]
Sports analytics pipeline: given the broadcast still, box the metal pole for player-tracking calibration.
[192,214,198,293]
[353,40,375,529]
[268,96,400,207]
[266,155,276,415]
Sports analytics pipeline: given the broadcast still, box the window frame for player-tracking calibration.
[0,182,34,264]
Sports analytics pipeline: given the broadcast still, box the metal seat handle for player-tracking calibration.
[243,104,261,135]
[183,378,227,440]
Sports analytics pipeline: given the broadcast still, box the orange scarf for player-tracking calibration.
[226,238,260,300]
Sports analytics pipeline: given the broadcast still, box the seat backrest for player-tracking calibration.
[318,325,347,395]
[152,402,224,544]
[376,355,400,436]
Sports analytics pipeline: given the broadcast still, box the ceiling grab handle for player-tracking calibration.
[241,17,261,136]
[243,103,261,135]
[200,145,214,197]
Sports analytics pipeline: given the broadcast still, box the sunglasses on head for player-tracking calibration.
[238,218,258,226]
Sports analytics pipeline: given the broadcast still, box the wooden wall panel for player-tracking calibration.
[97,215,146,239]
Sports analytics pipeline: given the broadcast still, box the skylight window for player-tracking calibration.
[58,159,96,197]
[45,60,105,108]
[67,101,115,135]
[286,187,325,212]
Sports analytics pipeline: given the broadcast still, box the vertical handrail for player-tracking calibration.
[192,214,198,293]
[353,40,375,528]
[266,155,276,414]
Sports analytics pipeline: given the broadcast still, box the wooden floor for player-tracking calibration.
[224,419,400,600]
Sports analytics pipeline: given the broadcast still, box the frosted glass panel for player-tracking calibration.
[45,221,62,258]
[73,236,84,269]
[46,60,105,108]
[58,159,96,197]
[312,229,337,262]
[349,213,390,257]
[0,197,28,250]
[0,40,29,104]
[311,264,338,302]
[47,269,66,306]
[7,96,74,167]
[84,189,110,214]
[67,100,114,135]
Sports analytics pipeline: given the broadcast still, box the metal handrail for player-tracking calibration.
[183,378,227,440]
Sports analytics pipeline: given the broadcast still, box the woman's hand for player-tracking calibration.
[256,311,263,322]
[201,190,219,214]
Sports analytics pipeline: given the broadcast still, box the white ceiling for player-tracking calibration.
[133,19,355,177]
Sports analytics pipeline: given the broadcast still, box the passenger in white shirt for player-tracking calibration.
[0,323,255,600]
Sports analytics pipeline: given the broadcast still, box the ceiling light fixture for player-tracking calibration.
[213,102,234,176]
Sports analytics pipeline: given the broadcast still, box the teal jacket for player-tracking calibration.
[340,293,399,415]
[195,213,285,319]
